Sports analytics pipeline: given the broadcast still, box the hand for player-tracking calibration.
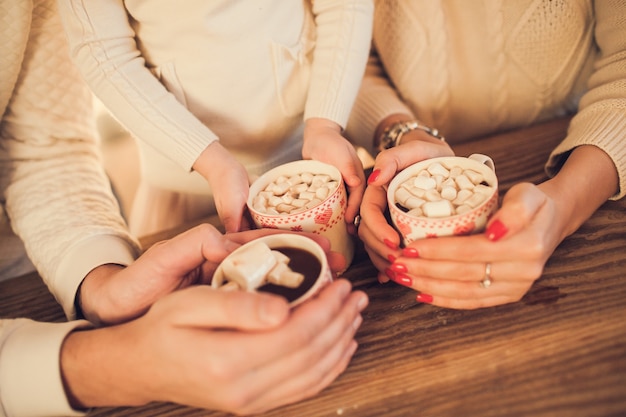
[302,118,365,231]
[193,141,251,232]
[381,183,557,309]
[358,138,453,283]
[80,224,347,325]
[375,146,619,309]
[62,280,369,415]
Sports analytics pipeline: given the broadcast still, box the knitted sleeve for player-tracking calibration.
[344,47,417,155]
[0,0,140,319]
[546,0,626,200]
[57,0,218,171]
[305,0,374,129]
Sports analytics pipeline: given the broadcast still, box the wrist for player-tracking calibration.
[192,141,224,180]
[304,117,342,141]
[374,115,445,153]
[79,264,125,326]
[61,326,150,409]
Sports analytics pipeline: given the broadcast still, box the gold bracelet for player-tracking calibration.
[377,121,445,153]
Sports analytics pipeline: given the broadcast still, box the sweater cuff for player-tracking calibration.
[0,319,92,417]
[546,104,626,200]
[53,235,139,320]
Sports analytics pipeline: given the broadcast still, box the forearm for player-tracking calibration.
[306,0,373,127]
[57,0,218,171]
[61,325,150,409]
[2,0,139,318]
[539,145,619,240]
[344,53,417,154]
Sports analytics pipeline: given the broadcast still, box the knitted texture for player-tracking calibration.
[0,0,140,288]
[346,0,626,199]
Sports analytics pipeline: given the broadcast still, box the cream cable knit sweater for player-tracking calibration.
[1,0,139,415]
[346,0,626,199]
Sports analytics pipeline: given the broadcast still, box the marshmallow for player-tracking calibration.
[219,242,304,291]
[394,161,495,218]
[253,172,339,215]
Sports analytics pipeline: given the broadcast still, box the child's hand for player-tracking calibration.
[193,142,250,232]
[302,118,365,230]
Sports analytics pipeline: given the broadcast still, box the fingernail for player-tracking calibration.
[390,263,408,273]
[387,254,397,263]
[416,293,433,304]
[368,169,381,184]
[384,238,398,250]
[357,294,369,311]
[378,273,390,284]
[392,272,412,286]
[486,219,508,241]
[402,247,419,258]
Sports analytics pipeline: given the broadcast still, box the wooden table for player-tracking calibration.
[2,117,626,417]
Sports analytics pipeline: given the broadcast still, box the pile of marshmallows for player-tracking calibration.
[395,161,494,218]
[252,172,339,215]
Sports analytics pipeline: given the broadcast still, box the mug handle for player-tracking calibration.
[468,153,495,172]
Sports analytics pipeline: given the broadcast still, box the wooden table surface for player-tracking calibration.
[2,117,625,417]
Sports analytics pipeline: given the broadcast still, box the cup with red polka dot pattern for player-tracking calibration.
[387,154,499,245]
[247,160,354,268]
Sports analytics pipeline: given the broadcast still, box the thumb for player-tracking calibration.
[485,182,547,241]
[143,223,238,275]
[369,141,454,186]
[161,286,290,330]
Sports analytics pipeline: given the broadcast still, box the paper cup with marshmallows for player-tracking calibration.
[247,160,354,267]
[387,154,499,244]
[212,233,333,307]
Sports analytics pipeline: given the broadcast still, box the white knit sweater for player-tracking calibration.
[346,0,626,199]
[58,0,374,194]
[0,0,139,415]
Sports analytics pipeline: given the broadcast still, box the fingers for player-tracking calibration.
[406,273,533,309]
[485,183,547,242]
[153,286,290,330]
[343,153,366,224]
[218,193,247,233]
[230,280,368,414]
[367,140,454,186]
[358,184,402,254]
[142,223,231,276]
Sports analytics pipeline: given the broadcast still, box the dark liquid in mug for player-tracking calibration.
[258,247,322,303]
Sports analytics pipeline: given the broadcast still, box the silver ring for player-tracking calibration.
[480,262,492,288]
[353,214,361,228]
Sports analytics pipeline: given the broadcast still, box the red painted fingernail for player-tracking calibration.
[402,247,419,258]
[390,263,408,273]
[416,293,433,303]
[392,273,413,286]
[384,239,398,250]
[486,219,508,241]
[387,254,397,263]
[368,169,381,184]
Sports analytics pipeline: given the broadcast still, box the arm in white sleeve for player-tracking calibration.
[56,0,218,171]
[305,0,374,128]
[344,46,416,155]
[1,0,140,319]
[546,0,626,200]
[0,319,91,417]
